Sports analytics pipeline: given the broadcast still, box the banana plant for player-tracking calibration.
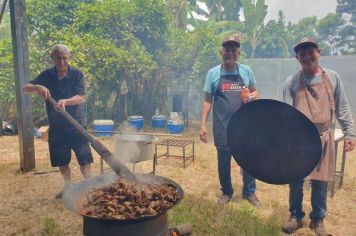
[241,0,267,58]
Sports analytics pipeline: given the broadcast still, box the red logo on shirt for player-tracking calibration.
[221,83,241,92]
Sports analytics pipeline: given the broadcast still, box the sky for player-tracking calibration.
[196,0,338,24]
[263,0,337,23]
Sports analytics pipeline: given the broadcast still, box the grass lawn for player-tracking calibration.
[1,124,355,235]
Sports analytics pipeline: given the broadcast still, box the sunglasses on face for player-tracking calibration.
[224,47,238,52]
[296,45,318,55]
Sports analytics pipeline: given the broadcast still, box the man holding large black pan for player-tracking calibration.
[23,44,93,199]
[200,34,260,207]
[282,37,356,236]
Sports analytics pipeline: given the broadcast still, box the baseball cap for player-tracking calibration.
[222,34,240,47]
[293,37,318,53]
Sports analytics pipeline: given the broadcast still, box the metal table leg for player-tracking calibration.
[192,141,195,162]
[183,146,186,168]
[153,153,156,175]
[100,157,104,174]
[339,148,347,187]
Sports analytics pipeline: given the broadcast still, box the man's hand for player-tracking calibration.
[200,125,208,143]
[36,85,51,100]
[344,138,356,152]
[249,88,258,101]
[200,93,212,144]
[56,99,67,111]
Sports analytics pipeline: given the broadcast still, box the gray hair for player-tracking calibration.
[51,44,70,57]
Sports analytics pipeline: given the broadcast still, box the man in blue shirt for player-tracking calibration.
[200,34,260,207]
[23,44,93,199]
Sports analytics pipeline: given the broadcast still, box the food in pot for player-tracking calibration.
[76,179,179,220]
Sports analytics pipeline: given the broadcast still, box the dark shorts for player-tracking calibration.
[48,128,93,167]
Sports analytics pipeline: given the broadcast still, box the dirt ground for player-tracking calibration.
[0,124,355,236]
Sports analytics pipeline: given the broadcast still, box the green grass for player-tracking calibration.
[43,217,60,236]
[168,195,281,236]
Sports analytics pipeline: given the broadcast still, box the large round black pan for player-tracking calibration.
[227,99,322,185]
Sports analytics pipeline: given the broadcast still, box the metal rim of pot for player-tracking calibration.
[115,133,159,144]
[62,172,184,224]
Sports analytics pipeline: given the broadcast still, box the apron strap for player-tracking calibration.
[319,67,335,125]
[320,67,335,110]
[299,68,335,125]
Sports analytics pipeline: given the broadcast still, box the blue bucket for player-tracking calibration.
[152,115,167,128]
[167,121,184,134]
[128,115,144,130]
[93,120,114,136]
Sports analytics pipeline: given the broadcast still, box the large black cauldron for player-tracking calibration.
[63,172,184,236]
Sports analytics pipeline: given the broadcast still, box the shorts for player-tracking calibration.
[48,128,93,167]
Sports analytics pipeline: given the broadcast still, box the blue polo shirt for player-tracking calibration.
[203,63,256,94]
[29,66,87,132]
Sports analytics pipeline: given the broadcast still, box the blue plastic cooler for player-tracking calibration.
[152,115,167,128]
[167,121,184,134]
[128,115,144,130]
[93,120,114,136]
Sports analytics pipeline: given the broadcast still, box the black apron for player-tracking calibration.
[213,67,245,149]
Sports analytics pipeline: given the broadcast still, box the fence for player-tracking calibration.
[185,55,356,132]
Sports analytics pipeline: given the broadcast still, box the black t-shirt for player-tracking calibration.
[30,66,87,132]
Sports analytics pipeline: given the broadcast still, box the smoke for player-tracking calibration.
[62,172,117,212]
[111,121,156,175]
[114,137,141,164]
[62,122,162,214]
[62,171,181,217]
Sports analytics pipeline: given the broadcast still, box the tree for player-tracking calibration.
[74,0,172,58]
[27,0,92,41]
[0,38,15,120]
[164,27,221,83]
[337,0,355,23]
[336,0,355,54]
[0,8,16,120]
[127,0,173,55]
[256,12,291,58]
[287,16,319,56]
[165,0,200,29]
[202,0,242,21]
[0,10,10,40]
[24,0,172,120]
[71,0,174,118]
[240,0,267,58]
[338,25,356,54]
[317,13,345,55]
[288,16,318,40]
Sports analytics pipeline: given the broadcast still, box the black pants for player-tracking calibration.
[48,129,93,167]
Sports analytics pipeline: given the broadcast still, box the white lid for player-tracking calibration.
[152,115,167,119]
[93,120,114,125]
[129,115,143,120]
[168,120,183,125]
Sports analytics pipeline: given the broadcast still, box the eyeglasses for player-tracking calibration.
[296,45,318,55]
[224,47,238,52]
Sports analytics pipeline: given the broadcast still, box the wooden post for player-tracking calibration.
[9,0,35,171]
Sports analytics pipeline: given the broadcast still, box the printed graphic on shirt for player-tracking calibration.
[221,83,243,92]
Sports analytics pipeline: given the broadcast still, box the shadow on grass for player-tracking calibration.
[168,194,282,236]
